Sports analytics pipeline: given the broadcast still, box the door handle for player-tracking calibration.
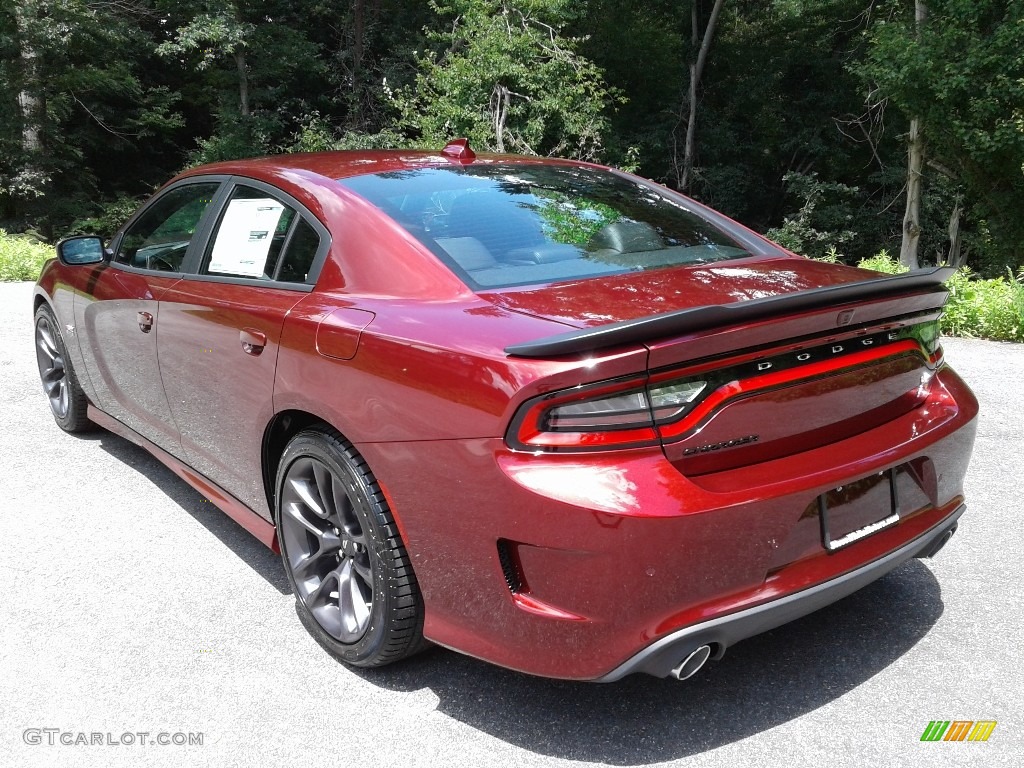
[137,311,154,333]
[240,327,267,356]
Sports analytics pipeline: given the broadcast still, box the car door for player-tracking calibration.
[157,179,331,520]
[74,179,225,455]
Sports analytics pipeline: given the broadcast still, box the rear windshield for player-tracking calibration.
[340,164,751,290]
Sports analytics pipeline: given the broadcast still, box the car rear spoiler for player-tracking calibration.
[504,266,955,358]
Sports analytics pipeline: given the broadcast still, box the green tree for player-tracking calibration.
[156,2,255,117]
[0,1,183,235]
[397,0,620,160]
[862,0,1024,273]
[676,0,726,191]
[582,0,899,255]
[156,0,333,164]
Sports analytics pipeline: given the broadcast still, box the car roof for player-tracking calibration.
[169,148,609,302]
[179,149,604,184]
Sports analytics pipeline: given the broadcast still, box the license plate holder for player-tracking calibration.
[819,467,901,552]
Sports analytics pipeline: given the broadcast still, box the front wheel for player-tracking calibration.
[34,304,92,433]
[276,427,426,667]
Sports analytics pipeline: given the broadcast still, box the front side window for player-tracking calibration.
[340,165,752,289]
[201,185,320,283]
[116,183,220,271]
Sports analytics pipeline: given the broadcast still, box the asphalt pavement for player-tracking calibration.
[1,278,1021,768]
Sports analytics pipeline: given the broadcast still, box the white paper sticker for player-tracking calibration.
[208,198,285,277]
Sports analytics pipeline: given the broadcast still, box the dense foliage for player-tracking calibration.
[0,229,51,281]
[1,0,1022,279]
[852,249,1024,342]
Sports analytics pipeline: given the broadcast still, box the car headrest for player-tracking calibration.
[506,243,580,264]
[588,220,665,254]
[435,237,498,271]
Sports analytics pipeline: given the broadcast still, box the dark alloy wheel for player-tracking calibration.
[276,427,426,667]
[34,305,91,433]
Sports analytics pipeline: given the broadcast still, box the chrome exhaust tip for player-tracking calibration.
[915,522,957,559]
[669,644,712,681]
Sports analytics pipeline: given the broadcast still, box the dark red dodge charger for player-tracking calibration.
[34,140,977,681]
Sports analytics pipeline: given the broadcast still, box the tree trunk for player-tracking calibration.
[946,200,964,267]
[353,0,365,81]
[235,50,250,117]
[681,3,697,191]
[899,0,927,270]
[900,115,923,270]
[14,2,43,155]
[491,84,509,153]
[12,0,48,232]
[681,0,726,192]
[17,60,43,153]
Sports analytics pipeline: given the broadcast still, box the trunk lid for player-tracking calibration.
[479,257,882,330]
[498,258,951,474]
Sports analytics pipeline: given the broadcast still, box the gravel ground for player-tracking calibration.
[1,278,1021,767]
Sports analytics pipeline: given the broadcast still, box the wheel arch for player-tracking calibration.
[262,410,395,523]
[261,409,328,521]
[32,286,55,316]
[261,411,419,573]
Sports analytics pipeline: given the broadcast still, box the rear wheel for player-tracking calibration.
[276,427,426,667]
[34,305,92,433]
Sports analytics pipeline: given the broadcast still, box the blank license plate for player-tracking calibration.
[818,467,901,551]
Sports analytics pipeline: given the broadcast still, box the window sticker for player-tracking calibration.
[208,197,286,277]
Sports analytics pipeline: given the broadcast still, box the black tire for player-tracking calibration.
[275,426,427,667]
[34,304,92,433]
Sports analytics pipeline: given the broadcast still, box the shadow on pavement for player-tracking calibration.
[80,427,944,763]
[88,429,290,594]
[354,560,943,764]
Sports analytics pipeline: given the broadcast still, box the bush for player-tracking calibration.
[69,195,144,238]
[942,268,1024,343]
[856,249,906,275]
[765,172,859,262]
[852,249,1023,342]
[0,229,52,282]
[286,114,411,153]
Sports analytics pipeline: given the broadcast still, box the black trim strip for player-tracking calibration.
[504,266,955,358]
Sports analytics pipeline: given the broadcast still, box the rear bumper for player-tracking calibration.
[357,365,978,681]
[595,504,965,681]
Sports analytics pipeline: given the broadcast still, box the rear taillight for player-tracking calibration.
[545,379,707,429]
[508,376,708,451]
[506,319,942,453]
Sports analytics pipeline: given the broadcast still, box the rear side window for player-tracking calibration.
[276,219,320,283]
[116,183,220,271]
[340,165,751,289]
[201,185,321,283]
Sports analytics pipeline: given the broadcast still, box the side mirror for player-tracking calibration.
[56,235,106,266]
